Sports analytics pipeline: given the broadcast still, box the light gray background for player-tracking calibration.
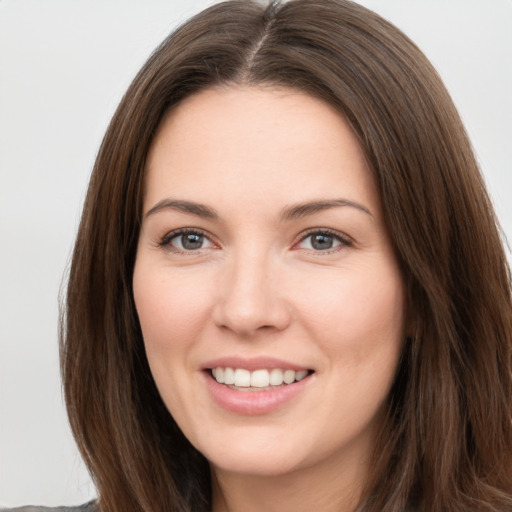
[1,0,511,507]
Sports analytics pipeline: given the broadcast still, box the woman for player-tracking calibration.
[7,0,512,510]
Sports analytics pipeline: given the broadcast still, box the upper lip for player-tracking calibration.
[202,356,312,372]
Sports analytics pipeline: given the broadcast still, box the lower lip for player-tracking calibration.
[203,371,311,415]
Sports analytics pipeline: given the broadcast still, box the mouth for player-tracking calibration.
[208,367,315,391]
[203,361,315,415]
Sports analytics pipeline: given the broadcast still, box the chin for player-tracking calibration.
[192,426,307,477]
[208,451,303,477]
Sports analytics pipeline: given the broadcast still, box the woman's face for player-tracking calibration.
[133,86,405,480]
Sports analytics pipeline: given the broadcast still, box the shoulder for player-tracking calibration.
[0,501,98,512]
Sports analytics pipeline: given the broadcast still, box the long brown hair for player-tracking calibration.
[61,1,512,510]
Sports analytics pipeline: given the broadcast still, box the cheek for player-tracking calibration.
[133,262,213,354]
[297,263,405,433]
[132,260,215,418]
[291,261,405,362]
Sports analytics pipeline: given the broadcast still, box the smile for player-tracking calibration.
[203,363,315,415]
[211,367,311,389]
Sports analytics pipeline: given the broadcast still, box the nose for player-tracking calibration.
[212,250,292,337]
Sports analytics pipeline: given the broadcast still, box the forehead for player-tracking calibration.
[144,86,379,215]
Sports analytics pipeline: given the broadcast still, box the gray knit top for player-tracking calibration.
[0,501,98,512]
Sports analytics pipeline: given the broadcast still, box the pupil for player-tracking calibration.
[312,234,333,250]
[182,233,203,250]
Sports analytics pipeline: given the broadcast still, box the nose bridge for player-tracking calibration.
[213,242,290,335]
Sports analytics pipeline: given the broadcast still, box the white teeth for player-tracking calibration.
[212,367,310,387]
[224,367,235,385]
[295,370,308,381]
[283,369,295,384]
[234,368,251,387]
[214,367,224,383]
[251,369,269,388]
[269,368,284,386]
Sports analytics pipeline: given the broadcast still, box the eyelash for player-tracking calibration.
[293,228,353,254]
[158,228,215,254]
[157,228,353,255]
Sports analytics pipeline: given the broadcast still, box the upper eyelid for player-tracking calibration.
[162,227,211,240]
[159,227,217,249]
[294,228,353,245]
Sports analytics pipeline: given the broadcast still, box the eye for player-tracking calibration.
[160,229,215,253]
[295,230,352,252]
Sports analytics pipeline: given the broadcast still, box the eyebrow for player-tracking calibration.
[144,197,372,220]
[145,199,218,219]
[280,199,372,220]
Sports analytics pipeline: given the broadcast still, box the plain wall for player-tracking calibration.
[1,0,511,507]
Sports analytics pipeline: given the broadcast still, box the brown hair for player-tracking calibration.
[61,1,512,510]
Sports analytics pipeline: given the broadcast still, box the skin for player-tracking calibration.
[133,86,406,512]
